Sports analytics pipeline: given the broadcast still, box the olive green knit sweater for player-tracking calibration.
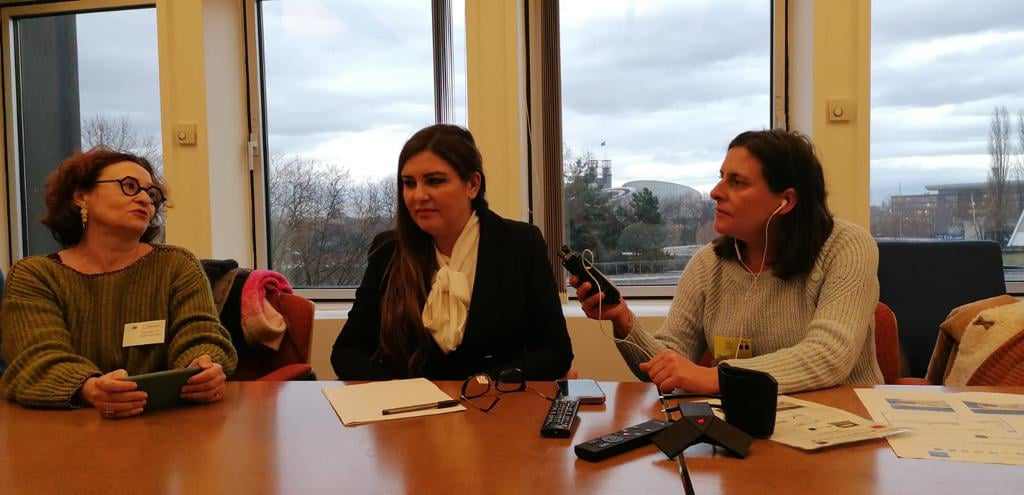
[0,245,237,407]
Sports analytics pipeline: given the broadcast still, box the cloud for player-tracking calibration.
[873,0,1024,45]
[278,0,346,39]
[260,0,443,157]
[56,0,1024,213]
[560,0,769,118]
[873,34,1024,108]
[559,0,770,192]
[71,8,163,144]
[273,124,416,182]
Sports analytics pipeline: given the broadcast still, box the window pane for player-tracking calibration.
[559,0,771,286]
[15,8,162,256]
[871,2,1024,284]
[260,0,467,288]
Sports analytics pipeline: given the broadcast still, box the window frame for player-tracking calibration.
[0,0,158,269]
[526,0,787,300]
[244,0,464,300]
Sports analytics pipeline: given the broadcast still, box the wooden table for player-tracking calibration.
[1,382,1022,494]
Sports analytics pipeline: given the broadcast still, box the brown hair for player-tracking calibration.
[377,124,487,376]
[711,129,834,279]
[42,147,167,247]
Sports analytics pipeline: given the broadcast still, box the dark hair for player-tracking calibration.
[712,129,834,279]
[377,124,488,375]
[42,147,167,247]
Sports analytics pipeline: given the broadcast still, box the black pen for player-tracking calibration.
[659,392,720,401]
[382,399,460,415]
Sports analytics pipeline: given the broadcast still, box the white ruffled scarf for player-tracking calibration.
[421,212,480,353]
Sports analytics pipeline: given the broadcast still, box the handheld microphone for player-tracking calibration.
[559,245,621,305]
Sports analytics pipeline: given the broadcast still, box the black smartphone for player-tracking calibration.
[126,367,203,411]
[556,379,606,405]
[558,245,621,305]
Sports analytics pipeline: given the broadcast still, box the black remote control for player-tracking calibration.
[574,419,672,462]
[541,397,581,438]
[559,245,621,305]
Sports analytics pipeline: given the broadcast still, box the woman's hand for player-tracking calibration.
[81,369,147,419]
[180,355,227,403]
[638,350,720,394]
[569,275,635,338]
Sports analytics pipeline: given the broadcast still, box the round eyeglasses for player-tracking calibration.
[95,176,165,208]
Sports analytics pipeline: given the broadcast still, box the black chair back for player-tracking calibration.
[877,240,1005,377]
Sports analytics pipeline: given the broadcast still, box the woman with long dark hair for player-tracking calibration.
[331,124,573,380]
[573,129,883,394]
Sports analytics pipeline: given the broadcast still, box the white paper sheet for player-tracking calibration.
[686,397,903,450]
[322,378,466,426]
[856,388,1024,465]
[769,396,906,450]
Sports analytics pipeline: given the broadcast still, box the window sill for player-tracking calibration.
[308,300,671,382]
[313,300,674,321]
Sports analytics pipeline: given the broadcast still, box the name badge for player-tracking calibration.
[713,335,753,361]
[122,320,167,347]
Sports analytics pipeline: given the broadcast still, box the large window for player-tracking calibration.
[256,0,466,292]
[557,0,772,288]
[871,1,1024,288]
[9,6,162,256]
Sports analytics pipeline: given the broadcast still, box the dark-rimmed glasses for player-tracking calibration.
[95,176,165,208]
[459,368,555,413]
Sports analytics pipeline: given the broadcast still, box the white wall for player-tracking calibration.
[309,306,668,381]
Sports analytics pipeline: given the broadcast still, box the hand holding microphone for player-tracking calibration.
[562,246,634,338]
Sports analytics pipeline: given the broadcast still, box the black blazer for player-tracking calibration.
[331,208,573,380]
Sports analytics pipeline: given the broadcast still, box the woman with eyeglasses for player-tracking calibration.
[0,148,237,417]
[331,124,573,381]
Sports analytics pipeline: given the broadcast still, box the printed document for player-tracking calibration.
[856,389,1024,465]
[769,396,906,450]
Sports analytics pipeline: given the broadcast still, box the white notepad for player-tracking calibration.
[322,378,466,426]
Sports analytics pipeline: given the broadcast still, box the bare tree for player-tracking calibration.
[1016,110,1024,215]
[76,115,397,287]
[80,115,162,169]
[1019,111,1024,163]
[267,153,395,286]
[987,106,1012,244]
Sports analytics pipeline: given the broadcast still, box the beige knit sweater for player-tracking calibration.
[0,245,238,407]
[619,219,884,393]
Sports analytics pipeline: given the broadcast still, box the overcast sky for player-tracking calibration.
[66,0,1024,207]
[71,8,160,148]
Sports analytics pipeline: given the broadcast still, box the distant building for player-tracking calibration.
[877,181,1024,242]
[616,180,702,205]
[582,160,703,206]
[584,159,613,189]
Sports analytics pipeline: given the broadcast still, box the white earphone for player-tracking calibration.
[735,198,788,275]
[731,197,789,359]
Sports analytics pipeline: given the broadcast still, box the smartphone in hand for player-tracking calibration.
[126,368,202,410]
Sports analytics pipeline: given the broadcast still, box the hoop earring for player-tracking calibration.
[80,205,88,226]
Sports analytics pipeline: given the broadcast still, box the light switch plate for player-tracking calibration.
[827,99,854,123]
[174,123,198,145]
